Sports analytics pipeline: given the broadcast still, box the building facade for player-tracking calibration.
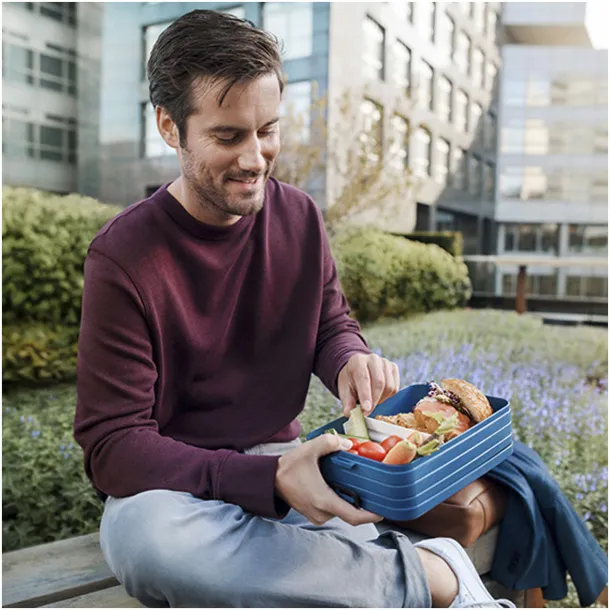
[96,2,502,248]
[2,2,103,196]
[493,2,608,305]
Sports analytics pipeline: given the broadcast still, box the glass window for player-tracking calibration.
[453,31,470,75]
[280,80,312,142]
[3,118,35,157]
[584,277,608,298]
[471,102,482,140]
[438,10,454,59]
[389,114,409,170]
[469,155,481,196]
[142,103,173,158]
[522,166,547,199]
[523,119,548,154]
[264,3,313,61]
[435,138,450,184]
[452,147,467,190]
[437,76,452,123]
[484,113,496,153]
[455,89,468,132]
[39,2,75,25]
[527,78,551,107]
[412,127,432,177]
[417,60,434,110]
[504,80,527,106]
[517,225,537,252]
[361,98,383,164]
[499,168,523,199]
[540,224,559,254]
[2,43,34,85]
[484,162,495,198]
[568,225,608,255]
[362,16,385,81]
[471,47,484,89]
[393,41,411,95]
[40,53,62,78]
[501,119,524,153]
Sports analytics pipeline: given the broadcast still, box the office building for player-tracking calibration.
[2,2,103,196]
[97,2,502,246]
[493,2,608,305]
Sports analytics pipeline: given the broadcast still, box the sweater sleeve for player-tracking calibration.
[312,213,371,396]
[74,249,286,519]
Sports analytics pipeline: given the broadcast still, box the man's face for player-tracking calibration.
[175,74,281,221]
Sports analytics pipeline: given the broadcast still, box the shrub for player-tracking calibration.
[2,187,121,386]
[2,323,79,387]
[2,187,121,326]
[332,227,471,322]
[2,385,102,552]
[398,231,463,258]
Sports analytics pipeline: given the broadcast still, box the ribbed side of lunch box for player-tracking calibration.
[353,442,514,521]
[320,421,513,499]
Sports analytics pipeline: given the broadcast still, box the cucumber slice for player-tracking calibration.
[343,405,370,440]
[325,430,370,442]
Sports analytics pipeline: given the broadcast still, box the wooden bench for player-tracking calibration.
[4,529,604,608]
[2,528,521,608]
[2,533,142,608]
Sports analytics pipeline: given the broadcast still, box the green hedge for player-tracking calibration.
[398,231,463,258]
[2,187,121,386]
[2,323,79,386]
[2,187,121,326]
[332,227,471,323]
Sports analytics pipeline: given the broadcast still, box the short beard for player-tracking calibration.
[181,145,273,221]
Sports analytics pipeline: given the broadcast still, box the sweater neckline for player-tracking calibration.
[154,183,256,241]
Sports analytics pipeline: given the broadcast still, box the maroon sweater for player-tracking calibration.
[74,179,370,518]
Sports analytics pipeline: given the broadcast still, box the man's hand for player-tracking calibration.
[338,353,400,417]
[275,435,383,526]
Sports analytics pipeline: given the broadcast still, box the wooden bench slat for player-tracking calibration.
[41,585,143,608]
[2,533,118,607]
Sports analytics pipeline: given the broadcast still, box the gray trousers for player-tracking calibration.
[99,439,432,608]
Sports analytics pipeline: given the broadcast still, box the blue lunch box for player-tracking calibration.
[306,383,513,521]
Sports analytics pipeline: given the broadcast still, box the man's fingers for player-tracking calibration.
[307,433,351,458]
[324,489,384,525]
[338,378,357,417]
[379,359,400,404]
[366,355,387,412]
[352,364,373,415]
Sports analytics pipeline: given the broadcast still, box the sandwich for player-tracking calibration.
[414,379,493,439]
[375,378,493,442]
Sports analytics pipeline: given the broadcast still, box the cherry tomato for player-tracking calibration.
[356,441,387,462]
[347,449,359,455]
[348,437,362,448]
[380,435,403,453]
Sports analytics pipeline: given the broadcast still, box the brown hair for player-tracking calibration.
[147,10,284,146]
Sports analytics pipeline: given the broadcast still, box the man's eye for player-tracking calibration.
[217,135,239,145]
[259,129,277,137]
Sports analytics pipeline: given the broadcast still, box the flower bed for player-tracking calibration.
[3,310,607,607]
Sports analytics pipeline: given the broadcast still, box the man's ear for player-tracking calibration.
[156,106,180,149]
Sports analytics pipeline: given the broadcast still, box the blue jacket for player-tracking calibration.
[486,442,607,607]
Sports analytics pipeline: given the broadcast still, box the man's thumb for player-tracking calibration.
[313,433,352,457]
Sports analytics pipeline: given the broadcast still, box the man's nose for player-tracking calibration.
[237,136,266,173]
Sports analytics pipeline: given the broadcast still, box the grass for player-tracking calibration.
[3,309,607,607]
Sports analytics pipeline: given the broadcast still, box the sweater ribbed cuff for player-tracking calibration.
[217,453,288,519]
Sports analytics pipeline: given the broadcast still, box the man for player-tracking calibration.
[75,10,514,608]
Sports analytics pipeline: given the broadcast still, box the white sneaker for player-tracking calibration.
[415,537,516,609]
